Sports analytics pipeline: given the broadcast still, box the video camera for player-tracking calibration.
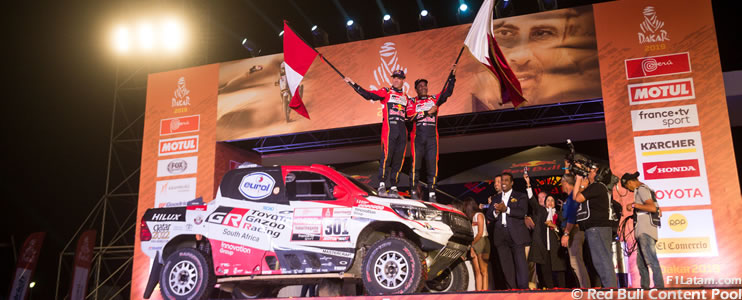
[565,140,616,186]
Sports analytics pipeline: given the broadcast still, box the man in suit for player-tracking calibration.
[486,172,531,289]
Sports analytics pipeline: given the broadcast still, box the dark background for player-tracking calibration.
[2,0,740,298]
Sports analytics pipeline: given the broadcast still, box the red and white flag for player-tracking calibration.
[8,232,45,300]
[282,21,318,119]
[464,0,526,108]
[69,230,96,300]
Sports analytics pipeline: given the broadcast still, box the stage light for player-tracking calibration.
[346,20,354,27]
[161,19,184,51]
[496,0,515,18]
[136,22,154,50]
[456,2,473,24]
[29,282,36,289]
[346,19,364,41]
[382,14,399,36]
[459,4,468,12]
[418,10,437,30]
[279,30,284,37]
[312,26,329,47]
[113,25,130,54]
[242,38,261,57]
[383,14,391,21]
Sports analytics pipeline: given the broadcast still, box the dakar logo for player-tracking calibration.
[172,76,191,107]
[638,6,670,44]
[370,42,410,93]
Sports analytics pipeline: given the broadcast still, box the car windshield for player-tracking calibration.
[340,172,378,196]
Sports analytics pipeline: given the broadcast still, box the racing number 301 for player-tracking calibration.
[325,219,349,236]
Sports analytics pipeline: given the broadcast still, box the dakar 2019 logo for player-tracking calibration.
[172,76,191,107]
[370,42,410,93]
[638,6,670,44]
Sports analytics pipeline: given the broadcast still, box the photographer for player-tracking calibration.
[621,172,664,289]
[572,164,617,288]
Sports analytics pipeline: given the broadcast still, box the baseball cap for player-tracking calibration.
[620,172,640,188]
[391,70,406,79]
[414,78,428,88]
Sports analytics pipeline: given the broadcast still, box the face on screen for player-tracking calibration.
[493,7,598,105]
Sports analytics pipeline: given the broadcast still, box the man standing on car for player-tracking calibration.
[407,66,456,201]
[345,70,410,197]
[621,172,664,289]
[486,172,531,289]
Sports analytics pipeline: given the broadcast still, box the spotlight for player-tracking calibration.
[382,15,399,36]
[346,19,364,42]
[495,0,515,18]
[456,2,473,24]
[312,26,329,47]
[242,38,261,57]
[278,30,284,37]
[459,4,468,12]
[161,19,184,51]
[113,25,130,54]
[418,10,437,30]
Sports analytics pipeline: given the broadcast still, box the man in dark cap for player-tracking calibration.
[406,66,457,201]
[621,172,664,289]
[345,70,410,197]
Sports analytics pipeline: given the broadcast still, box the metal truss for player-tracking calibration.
[238,98,605,155]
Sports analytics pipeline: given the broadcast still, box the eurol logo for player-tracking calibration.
[643,159,700,180]
[625,52,691,80]
[160,115,200,136]
[158,135,199,156]
[628,78,695,105]
[239,172,275,200]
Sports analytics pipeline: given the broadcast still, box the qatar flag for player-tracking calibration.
[282,21,318,119]
[464,0,526,108]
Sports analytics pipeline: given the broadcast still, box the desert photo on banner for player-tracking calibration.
[216,5,600,141]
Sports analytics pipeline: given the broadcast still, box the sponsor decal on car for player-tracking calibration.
[239,172,276,200]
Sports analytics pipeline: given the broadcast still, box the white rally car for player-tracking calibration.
[140,164,473,299]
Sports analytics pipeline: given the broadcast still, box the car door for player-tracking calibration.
[278,170,354,274]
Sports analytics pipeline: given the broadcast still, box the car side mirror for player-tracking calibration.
[332,186,348,199]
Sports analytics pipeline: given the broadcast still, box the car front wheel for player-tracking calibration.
[160,248,214,300]
[361,237,425,295]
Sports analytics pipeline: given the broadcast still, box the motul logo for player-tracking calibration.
[160,115,200,136]
[625,52,691,80]
[629,78,695,105]
[158,135,199,156]
[643,159,700,180]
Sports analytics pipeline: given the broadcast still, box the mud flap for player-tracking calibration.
[143,251,162,299]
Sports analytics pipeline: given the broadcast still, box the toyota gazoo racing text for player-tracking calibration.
[140,164,473,299]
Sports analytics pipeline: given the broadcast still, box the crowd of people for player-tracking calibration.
[455,162,665,291]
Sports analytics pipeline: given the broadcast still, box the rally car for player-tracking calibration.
[140,164,473,299]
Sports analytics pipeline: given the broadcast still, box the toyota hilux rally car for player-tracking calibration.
[140,164,473,299]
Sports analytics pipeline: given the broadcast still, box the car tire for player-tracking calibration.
[424,259,469,292]
[232,283,279,299]
[160,248,214,300]
[361,237,425,295]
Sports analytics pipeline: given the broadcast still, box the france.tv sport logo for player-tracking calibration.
[631,105,699,132]
[643,159,700,180]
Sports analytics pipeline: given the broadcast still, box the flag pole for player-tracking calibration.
[449,46,465,77]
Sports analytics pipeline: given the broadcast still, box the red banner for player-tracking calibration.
[8,232,45,300]
[69,230,96,300]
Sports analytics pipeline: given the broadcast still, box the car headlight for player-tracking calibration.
[391,204,443,221]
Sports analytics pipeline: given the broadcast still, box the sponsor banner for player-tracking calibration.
[630,104,699,131]
[69,230,96,300]
[158,135,199,156]
[625,52,692,80]
[657,209,718,257]
[156,156,198,177]
[9,232,45,300]
[238,172,276,200]
[159,115,200,136]
[628,78,695,105]
[634,132,710,207]
[155,177,197,208]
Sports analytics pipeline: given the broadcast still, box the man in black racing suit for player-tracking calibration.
[407,67,456,202]
[345,70,411,197]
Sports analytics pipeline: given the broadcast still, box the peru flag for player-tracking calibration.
[464,0,526,108]
[283,21,318,119]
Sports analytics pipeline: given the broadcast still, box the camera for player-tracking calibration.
[565,139,594,177]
